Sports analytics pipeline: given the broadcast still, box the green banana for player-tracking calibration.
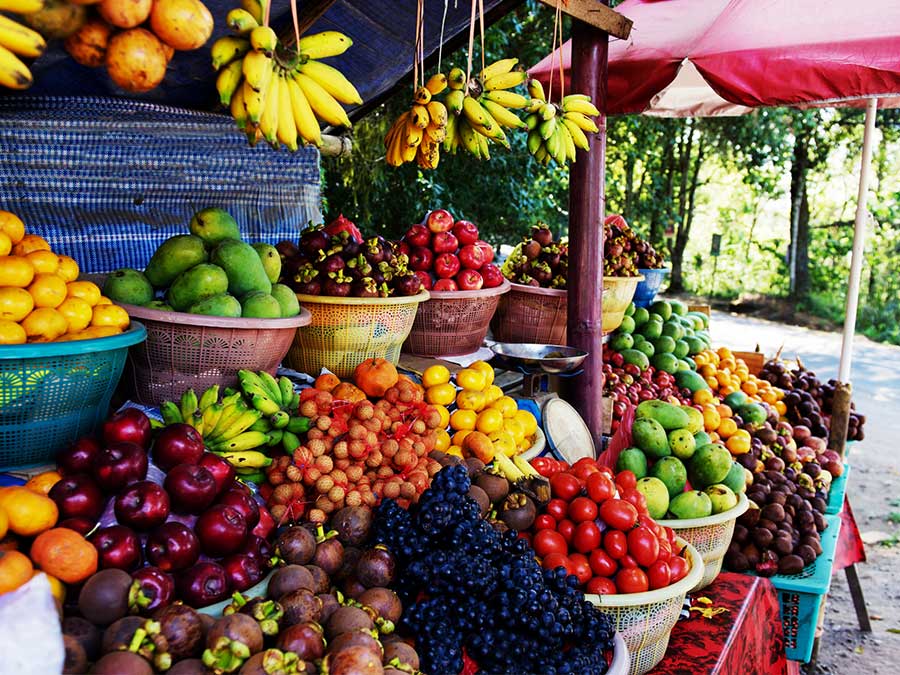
[219,449,273,468]
[211,36,250,71]
[214,431,270,452]
[189,410,204,435]
[238,369,264,391]
[223,387,239,397]
[290,392,300,409]
[180,389,199,422]
[160,401,183,425]
[226,8,258,35]
[270,411,290,429]
[249,393,279,416]
[286,416,311,434]
[266,429,284,446]
[257,371,283,406]
[201,403,224,436]
[236,469,267,484]
[199,385,220,411]
[281,431,301,453]
[221,392,242,407]
[249,418,273,433]
[278,377,294,408]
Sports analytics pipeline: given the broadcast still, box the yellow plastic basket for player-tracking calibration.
[664,493,749,592]
[602,275,644,334]
[586,539,703,675]
[286,291,429,378]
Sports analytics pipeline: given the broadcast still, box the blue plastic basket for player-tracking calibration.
[633,268,670,307]
[826,464,850,515]
[0,323,147,470]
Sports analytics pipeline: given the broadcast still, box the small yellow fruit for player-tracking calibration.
[491,395,518,419]
[456,368,486,391]
[422,364,451,388]
[28,273,68,308]
[0,232,10,256]
[57,297,93,332]
[425,382,456,406]
[456,389,486,412]
[432,404,450,429]
[446,445,464,458]
[66,280,101,307]
[12,233,51,257]
[449,409,477,431]
[0,211,25,245]
[0,256,35,288]
[25,250,60,275]
[56,256,79,283]
[475,408,504,434]
[90,304,129,330]
[0,287,34,322]
[452,429,472,447]
[484,384,503,404]
[514,409,538,436]
[0,320,26,345]
[21,308,69,342]
[434,429,451,452]
[488,430,517,457]
[504,417,526,445]
[95,296,113,306]
[470,360,495,386]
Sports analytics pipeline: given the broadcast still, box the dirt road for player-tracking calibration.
[710,310,900,673]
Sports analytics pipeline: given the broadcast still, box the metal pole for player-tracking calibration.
[838,98,878,383]
[566,11,609,445]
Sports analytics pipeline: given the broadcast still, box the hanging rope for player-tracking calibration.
[290,0,300,46]
[437,0,450,71]
[465,0,477,82]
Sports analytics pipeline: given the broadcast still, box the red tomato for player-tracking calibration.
[573,521,602,554]
[586,473,615,504]
[541,552,571,573]
[622,488,648,513]
[573,463,600,481]
[599,499,639,531]
[568,496,599,523]
[627,526,660,567]
[588,549,618,577]
[573,457,598,472]
[568,553,592,585]
[549,472,581,501]
[615,567,649,594]
[669,555,689,583]
[615,470,637,491]
[603,530,628,560]
[657,537,673,563]
[557,519,575,544]
[618,554,638,569]
[585,577,617,595]
[545,499,569,522]
[533,529,567,557]
[533,514,556,531]
[648,561,672,590]
[531,457,556,477]
[596,465,615,478]
[665,527,677,544]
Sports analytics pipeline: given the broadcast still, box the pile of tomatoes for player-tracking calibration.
[523,458,691,595]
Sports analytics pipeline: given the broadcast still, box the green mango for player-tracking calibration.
[689,443,733,489]
[668,490,713,519]
[616,447,648,479]
[240,291,282,318]
[167,263,229,311]
[211,239,272,297]
[143,235,208,289]
[102,268,154,306]
[270,283,301,317]
[632,418,669,458]
[143,300,173,311]
[189,207,241,248]
[252,242,282,284]
[188,293,242,317]
[636,399,690,430]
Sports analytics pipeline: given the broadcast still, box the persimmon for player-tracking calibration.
[315,372,341,392]
[30,527,97,584]
[332,382,367,403]
[353,358,399,398]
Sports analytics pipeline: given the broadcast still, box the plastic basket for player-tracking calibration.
[121,305,310,407]
[0,323,147,469]
[664,493,749,591]
[602,276,644,334]
[287,292,429,378]
[826,463,850,515]
[490,282,567,344]
[633,268,670,308]
[608,632,631,675]
[587,539,704,675]
[404,281,510,357]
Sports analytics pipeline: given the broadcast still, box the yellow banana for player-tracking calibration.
[559,122,577,163]
[425,72,447,95]
[0,15,44,59]
[258,74,280,144]
[462,95,492,130]
[180,388,198,422]
[563,110,599,133]
[471,117,509,147]
[526,97,543,114]
[539,116,557,141]
[445,89,464,115]
[298,58,362,105]
[424,123,446,144]
[480,98,525,129]
[217,408,263,441]
[413,86,431,105]
[384,121,404,166]
[251,392,280,416]
[417,138,440,170]
[527,78,546,102]
[410,103,429,130]
[243,79,265,123]
[250,25,277,55]
[540,102,557,121]
[0,0,43,13]
[476,131,490,160]
[211,36,250,70]
[220,450,272,468]
[483,70,526,91]
[426,100,447,128]
[240,0,264,23]
[207,401,248,441]
[404,118,423,148]
[297,31,352,59]
[257,370,282,406]
[562,96,600,116]
[226,8,258,35]
[231,81,248,129]
[458,119,480,158]
[216,431,270,452]
[286,75,322,146]
[480,57,518,83]
[293,71,351,127]
[561,117,590,152]
[448,67,466,90]
[534,144,549,164]
[199,385,220,411]
[513,454,542,479]
[546,125,563,164]
[242,49,273,92]
[160,401,183,426]
[190,412,205,436]
[276,73,299,151]
[483,89,529,110]
[401,137,417,163]
[216,59,244,106]
[201,403,224,436]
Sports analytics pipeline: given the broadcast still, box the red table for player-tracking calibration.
[647,572,788,675]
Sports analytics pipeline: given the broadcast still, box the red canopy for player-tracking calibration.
[530,0,900,116]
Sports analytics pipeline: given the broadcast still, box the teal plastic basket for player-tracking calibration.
[826,464,850,515]
[0,323,147,470]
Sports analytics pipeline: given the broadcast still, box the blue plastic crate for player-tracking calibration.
[826,464,850,515]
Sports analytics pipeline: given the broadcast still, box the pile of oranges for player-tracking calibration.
[0,210,130,344]
[422,361,539,460]
[693,347,786,415]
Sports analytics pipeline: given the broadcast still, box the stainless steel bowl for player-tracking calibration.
[487,341,589,374]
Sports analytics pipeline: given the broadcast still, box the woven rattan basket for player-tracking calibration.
[490,282,567,344]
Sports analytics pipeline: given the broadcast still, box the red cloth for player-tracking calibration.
[647,572,787,675]
[833,497,866,571]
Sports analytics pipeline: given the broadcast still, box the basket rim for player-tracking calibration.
[638,267,671,274]
[0,322,147,359]
[586,538,704,607]
[121,304,312,329]
[295,290,431,306]
[608,632,630,675]
[505,281,568,297]
[425,278,511,300]
[604,274,646,283]
[663,492,749,529]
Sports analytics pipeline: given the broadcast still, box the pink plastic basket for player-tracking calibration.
[120,304,311,407]
[491,282,567,344]
[404,280,510,357]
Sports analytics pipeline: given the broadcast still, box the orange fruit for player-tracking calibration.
[25,250,60,275]
[717,417,738,439]
[12,233,50,257]
[56,256,79,282]
[476,408,504,434]
[716,403,733,419]
[57,297,93,332]
[0,211,24,245]
[446,445,464,458]
[90,304,129,330]
[313,372,340,392]
[425,382,456,407]
[462,431,495,464]
[65,280,101,306]
[702,405,721,432]
[56,326,118,341]
[25,471,62,496]
[452,429,472,447]
[470,360,495,386]
[0,320,26,345]
[95,295,113,305]
[483,384,503,404]
[0,550,33,595]
[0,487,58,536]
[455,389,486,412]
[0,255,35,287]
[28,273,68,308]
[741,380,758,396]
[0,507,7,539]
[21,307,68,342]
[774,400,787,416]
[0,231,10,256]
[456,368,486,392]
[422,364,451,388]
[449,408,477,431]
[693,389,714,406]
[0,287,34,322]
[434,429,451,452]
[30,528,97,584]
[491,396,518,419]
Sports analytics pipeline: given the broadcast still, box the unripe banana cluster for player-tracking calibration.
[525,79,600,166]
[213,0,361,150]
[0,0,47,90]
[384,73,449,169]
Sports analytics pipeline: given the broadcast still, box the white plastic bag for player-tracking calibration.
[0,573,64,674]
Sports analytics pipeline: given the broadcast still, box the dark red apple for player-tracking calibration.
[152,424,204,472]
[456,269,484,291]
[103,408,152,449]
[393,240,410,257]
[114,480,170,530]
[195,505,248,558]
[425,209,454,233]
[252,505,275,540]
[221,554,266,592]
[458,244,485,270]
[146,522,200,572]
[403,224,431,248]
[176,562,230,608]
[90,525,142,571]
[432,232,459,254]
[164,464,217,515]
[475,239,494,264]
[452,220,479,245]
[238,534,273,563]
[56,437,102,476]
[93,442,148,494]
[408,246,434,272]
[481,263,504,288]
[57,517,96,535]
[432,278,458,291]
[217,489,260,529]
[196,453,235,496]
[131,566,175,613]
[49,473,106,521]
[434,252,460,279]
[413,270,433,291]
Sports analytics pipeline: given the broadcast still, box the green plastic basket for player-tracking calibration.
[826,464,850,515]
[0,323,147,470]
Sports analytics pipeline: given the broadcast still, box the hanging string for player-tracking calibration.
[418,0,426,87]
[477,0,485,78]
[290,0,300,47]
[547,0,561,99]
[264,0,272,30]
[556,0,565,99]
[437,0,450,72]
[414,0,425,93]
[465,0,477,83]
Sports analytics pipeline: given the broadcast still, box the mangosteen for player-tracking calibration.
[313,536,345,576]
[167,659,208,675]
[463,457,485,476]
[475,471,509,504]
[279,588,323,626]
[351,278,379,298]
[63,617,102,662]
[102,617,171,671]
[531,225,553,247]
[358,587,402,625]
[324,606,374,641]
[318,593,341,623]
[276,527,317,565]
[331,507,373,547]
[327,629,383,660]
[79,569,135,626]
[355,546,396,588]
[89,651,152,675]
[237,596,284,637]
[467,485,490,516]
[276,240,301,260]
[63,634,88,674]
[364,236,388,265]
[204,614,264,671]
[342,576,367,600]
[268,565,316,599]
[275,622,326,660]
[393,272,423,297]
[153,603,205,662]
[500,493,536,531]
[304,565,331,595]
[383,640,420,670]
[523,240,541,260]
[335,546,362,582]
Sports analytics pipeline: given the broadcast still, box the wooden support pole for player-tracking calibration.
[565,8,608,446]
[535,0,631,39]
[827,381,852,459]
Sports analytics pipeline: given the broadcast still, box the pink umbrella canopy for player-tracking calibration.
[530,0,900,116]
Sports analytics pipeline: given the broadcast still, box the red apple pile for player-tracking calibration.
[602,351,692,432]
[401,209,504,292]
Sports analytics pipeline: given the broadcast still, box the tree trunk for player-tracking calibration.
[650,132,676,244]
[669,122,701,292]
[623,154,635,215]
[789,128,810,299]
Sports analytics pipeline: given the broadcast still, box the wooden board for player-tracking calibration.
[535,0,632,39]
[688,304,711,317]
[733,351,766,376]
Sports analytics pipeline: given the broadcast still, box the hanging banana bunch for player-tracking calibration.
[211,0,361,150]
[384,73,449,169]
[0,3,47,91]
[523,77,600,166]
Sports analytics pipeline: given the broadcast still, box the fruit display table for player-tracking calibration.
[647,572,788,675]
